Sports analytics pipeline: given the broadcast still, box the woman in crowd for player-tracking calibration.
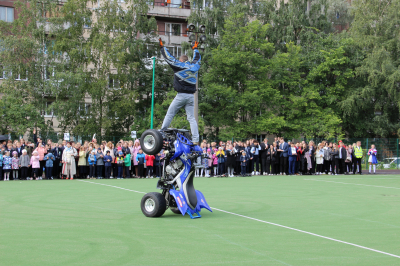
[132,140,141,178]
[345,144,353,173]
[368,144,378,174]
[62,142,77,180]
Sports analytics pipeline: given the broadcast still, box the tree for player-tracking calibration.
[343,0,400,137]
[0,0,59,135]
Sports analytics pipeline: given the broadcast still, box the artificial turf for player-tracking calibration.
[1,175,400,266]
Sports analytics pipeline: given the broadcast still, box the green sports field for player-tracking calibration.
[1,175,400,266]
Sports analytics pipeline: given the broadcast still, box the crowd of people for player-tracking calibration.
[194,137,378,177]
[0,131,379,181]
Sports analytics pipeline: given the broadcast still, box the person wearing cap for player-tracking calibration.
[104,150,112,179]
[20,149,30,180]
[96,148,104,179]
[43,151,55,180]
[88,150,97,179]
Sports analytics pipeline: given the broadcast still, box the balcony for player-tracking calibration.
[140,31,188,46]
[147,0,191,19]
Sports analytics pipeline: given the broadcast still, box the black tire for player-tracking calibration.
[170,207,182,215]
[140,129,163,155]
[140,192,167,217]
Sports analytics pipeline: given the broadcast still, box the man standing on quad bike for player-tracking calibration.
[159,38,201,145]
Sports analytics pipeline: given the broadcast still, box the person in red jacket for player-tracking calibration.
[145,154,155,178]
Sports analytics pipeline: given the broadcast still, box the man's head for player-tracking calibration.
[179,55,188,62]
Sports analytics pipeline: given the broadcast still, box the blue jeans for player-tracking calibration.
[117,166,123,178]
[161,93,199,142]
[218,163,225,176]
[241,165,246,175]
[289,157,296,175]
[45,167,53,179]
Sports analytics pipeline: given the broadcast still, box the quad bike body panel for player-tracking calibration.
[140,129,212,219]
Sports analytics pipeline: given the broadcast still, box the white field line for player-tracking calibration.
[77,180,400,259]
[78,180,147,194]
[304,179,400,190]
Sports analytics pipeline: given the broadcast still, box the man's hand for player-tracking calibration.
[159,38,163,48]
[191,41,199,50]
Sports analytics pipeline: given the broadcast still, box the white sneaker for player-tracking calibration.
[284,173,286,175]
[110,176,113,179]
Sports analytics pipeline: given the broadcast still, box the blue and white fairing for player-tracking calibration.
[168,133,212,218]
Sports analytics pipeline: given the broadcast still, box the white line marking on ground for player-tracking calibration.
[304,179,400,190]
[78,180,400,259]
[77,180,147,194]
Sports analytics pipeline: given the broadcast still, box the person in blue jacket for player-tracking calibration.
[278,138,289,175]
[43,152,55,180]
[136,149,146,179]
[159,38,201,145]
[88,150,97,179]
[104,151,112,179]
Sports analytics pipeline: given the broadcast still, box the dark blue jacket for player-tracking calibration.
[280,142,289,157]
[161,47,201,94]
[104,155,112,167]
[155,155,161,166]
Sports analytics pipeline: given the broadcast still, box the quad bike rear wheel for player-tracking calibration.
[140,129,163,155]
[170,207,182,215]
[141,192,167,217]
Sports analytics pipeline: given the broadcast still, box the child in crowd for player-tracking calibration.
[212,148,218,176]
[240,150,247,176]
[43,151,55,180]
[194,154,202,177]
[88,150,97,179]
[104,151,112,179]
[3,151,12,181]
[207,149,213,177]
[20,149,30,180]
[216,147,226,177]
[0,151,3,180]
[316,143,325,175]
[30,151,40,180]
[12,151,19,180]
[368,144,378,174]
[201,148,209,177]
[145,153,155,178]
[124,151,131,178]
[154,153,161,178]
[116,151,125,179]
[136,149,146,178]
[96,148,104,179]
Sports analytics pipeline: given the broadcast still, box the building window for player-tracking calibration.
[0,6,14,23]
[166,46,184,58]
[0,65,3,79]
[14,67,28,81]
[109,74,122,89]
[42,101,56,117]
[165,23,181,36]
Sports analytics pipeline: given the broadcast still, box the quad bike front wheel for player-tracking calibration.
[140,129,163,155]
[141,192,167,217]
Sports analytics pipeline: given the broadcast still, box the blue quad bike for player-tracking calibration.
[139,128,212,219]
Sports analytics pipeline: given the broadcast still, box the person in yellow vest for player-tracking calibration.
[353,141,363,175]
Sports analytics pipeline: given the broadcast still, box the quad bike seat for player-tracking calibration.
[182,170,197,210]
